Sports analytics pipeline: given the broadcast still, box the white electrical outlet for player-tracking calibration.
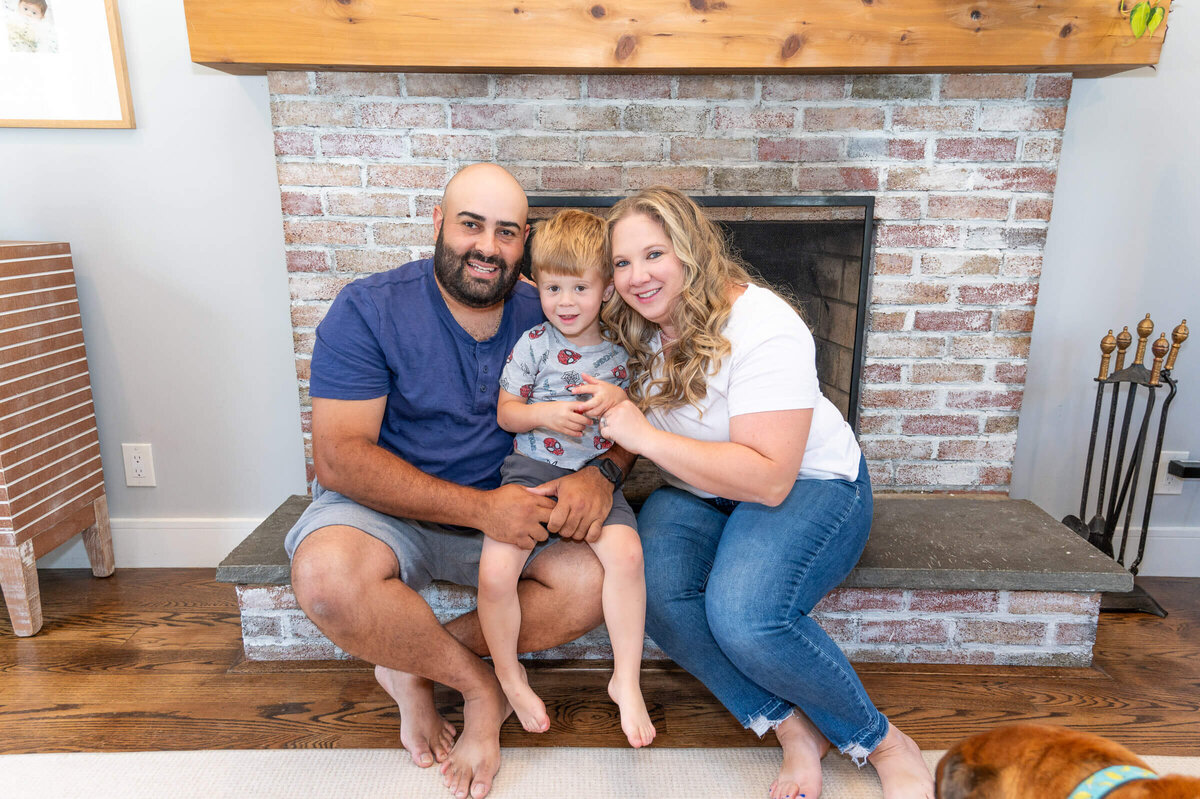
[122,443,157,487]
[1154,450,1188,495]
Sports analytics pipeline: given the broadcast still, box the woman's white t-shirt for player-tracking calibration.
[645,284,862,497]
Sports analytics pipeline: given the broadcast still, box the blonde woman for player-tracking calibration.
[596,187,934,799]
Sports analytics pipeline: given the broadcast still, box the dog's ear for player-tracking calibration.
[936,751,1000,799]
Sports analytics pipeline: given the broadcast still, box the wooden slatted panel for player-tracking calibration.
[0,304,82,343]
[0,325,84,358]
[0,242,104,543]
[9,459,105,523]
[0,402,95,455]
[1,386,94,438]
[1,417,100,471]
[0,373,91,420]
[0,343,89,386]
[0,484,104,547]
[0,316,83,353]
[0,429,100,488]
[5,477,105,544]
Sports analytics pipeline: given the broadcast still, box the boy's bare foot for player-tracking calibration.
[770,711,829,799]
[607,675,656,748]
[375,665,456,768]
[495,662,550,733]
[867,723,934,799]
[440,682,510,799]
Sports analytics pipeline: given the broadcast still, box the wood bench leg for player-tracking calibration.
[82,495,115,578]
[0,539,43,636]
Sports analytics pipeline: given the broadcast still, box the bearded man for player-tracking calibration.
[286,164,631,799]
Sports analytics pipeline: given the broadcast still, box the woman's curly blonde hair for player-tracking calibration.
[602,187,756,413]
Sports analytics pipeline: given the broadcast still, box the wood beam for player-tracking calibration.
[182,1,1170,77]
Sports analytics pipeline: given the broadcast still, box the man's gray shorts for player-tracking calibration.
[283,457,634,590]
[284,480,554,590]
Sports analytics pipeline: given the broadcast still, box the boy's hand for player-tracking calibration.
[539,401,591,438]
[571,374,628,418]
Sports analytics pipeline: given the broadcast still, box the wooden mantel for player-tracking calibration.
[183,0,1170,78]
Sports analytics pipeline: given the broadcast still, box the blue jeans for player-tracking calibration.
[639,456,888,759]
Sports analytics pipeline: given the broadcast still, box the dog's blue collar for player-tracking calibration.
[1069,764,1158,798]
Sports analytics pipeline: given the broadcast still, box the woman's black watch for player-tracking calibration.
[585,456,625,488]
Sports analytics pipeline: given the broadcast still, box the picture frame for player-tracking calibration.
[0,0,134,128]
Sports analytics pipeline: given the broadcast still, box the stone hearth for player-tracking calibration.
[219,494,1129,667]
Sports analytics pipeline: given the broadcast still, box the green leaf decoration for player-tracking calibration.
[1130,2,1151,38]
[1147,6,1165,37]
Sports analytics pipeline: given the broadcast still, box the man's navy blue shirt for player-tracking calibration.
[310,258,544,490]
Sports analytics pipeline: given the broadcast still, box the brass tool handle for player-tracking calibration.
[1114,326,1132,371]
[1134,313,1154,365]
[1098,329,1116,380]
[1150,333,1169,386]
[1166,319,1188,371]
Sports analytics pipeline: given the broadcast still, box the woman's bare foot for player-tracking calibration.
[770,712,830,799]
[494,662,549,733]
[607,675,656,748]
[440,682,510,799]
[375,665,456,768]
[867,723,934,799]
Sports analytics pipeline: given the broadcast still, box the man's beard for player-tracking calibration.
[433,230,521,308]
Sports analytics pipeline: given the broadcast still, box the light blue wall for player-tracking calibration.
[1011,9,1199,575]
[0,1,307,543]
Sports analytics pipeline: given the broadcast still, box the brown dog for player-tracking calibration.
[936,723,1200,798]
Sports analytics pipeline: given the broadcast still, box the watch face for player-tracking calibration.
[597,458,622,484]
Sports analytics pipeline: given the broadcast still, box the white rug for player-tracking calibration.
[2,748,1199,799]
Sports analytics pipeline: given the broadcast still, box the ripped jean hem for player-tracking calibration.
[837,711,890,767]
[743,698,796,738]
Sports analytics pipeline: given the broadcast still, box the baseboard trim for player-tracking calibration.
[36,518,260,569]
[1134,527,1200,578]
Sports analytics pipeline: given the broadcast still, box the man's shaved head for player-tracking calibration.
[441,163,528,229]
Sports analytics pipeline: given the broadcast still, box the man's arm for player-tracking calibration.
[526,445,637,543]
[312,396,555,549]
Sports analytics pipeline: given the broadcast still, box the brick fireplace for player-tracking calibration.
[275,71,1067,493]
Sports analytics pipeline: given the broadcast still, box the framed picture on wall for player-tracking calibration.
[0,0,134,128]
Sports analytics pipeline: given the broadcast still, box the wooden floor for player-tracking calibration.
[2,570,1198,755]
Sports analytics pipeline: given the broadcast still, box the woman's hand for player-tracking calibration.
[539,401,591,438]
[571,374,628,419]
[598,399,656,455]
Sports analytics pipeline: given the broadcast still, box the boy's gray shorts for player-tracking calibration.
[499,453,637,531]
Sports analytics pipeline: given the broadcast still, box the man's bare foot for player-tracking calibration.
[375,665,456,768]
[607,675,656,748]
[770,711,830,799]
[440,682,509,799]
[867,723,934,799]
[494,662,550,733]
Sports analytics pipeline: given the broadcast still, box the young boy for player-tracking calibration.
[480,209,655,749]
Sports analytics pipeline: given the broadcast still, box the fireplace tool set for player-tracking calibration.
[1061,314,1188,617]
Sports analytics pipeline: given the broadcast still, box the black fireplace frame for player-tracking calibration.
[527,195,875,431]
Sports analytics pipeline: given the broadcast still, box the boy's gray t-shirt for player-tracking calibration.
[499,322,630,469]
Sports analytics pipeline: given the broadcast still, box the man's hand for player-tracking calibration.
[480,484,556,550]
[527,466,613,543]
[538,400,592,438]
[571,374,628,420]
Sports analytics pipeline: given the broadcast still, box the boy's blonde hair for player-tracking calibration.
[530,209,609,282]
